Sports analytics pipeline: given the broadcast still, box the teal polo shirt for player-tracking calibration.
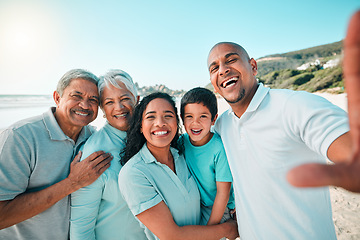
[119,144,201,240]
[70,122,147,240]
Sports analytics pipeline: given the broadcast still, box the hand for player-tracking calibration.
[287,10,360,193]
[67,151,113,190]
[224,218,239,240]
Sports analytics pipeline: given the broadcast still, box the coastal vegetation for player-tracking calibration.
[205,40,344,94]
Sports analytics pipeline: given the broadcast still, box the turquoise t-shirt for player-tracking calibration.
[119,144,201,240]
[70,122,147,240]
[181,132,235,223]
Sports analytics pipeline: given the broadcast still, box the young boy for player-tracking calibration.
[180,87,235,226]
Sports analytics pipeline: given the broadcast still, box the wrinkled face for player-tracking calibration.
[207,43,258,104]
[101,83,137,131]
[141,98,178,150]
[182,103,215,146]
[54,78,99,129]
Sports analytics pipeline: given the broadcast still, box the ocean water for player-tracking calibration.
[0,95,106,130]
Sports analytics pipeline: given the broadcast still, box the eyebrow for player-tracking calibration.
[208,52,240,70]
[145,110,175,116]
[72,91,99,100]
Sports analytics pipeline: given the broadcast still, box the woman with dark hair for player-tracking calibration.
[119,92,238,240]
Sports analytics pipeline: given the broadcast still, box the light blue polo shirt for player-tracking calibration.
[119,144,201,240]
[181,133,235,224]
[70,122,147,240]
[214,83,349,239]
[0,107,93,240]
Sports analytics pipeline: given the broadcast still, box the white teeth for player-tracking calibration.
[222,77,238,88]
[191,129,201,134]
[75,112,88,116]
[153,131,167,135]
[115,113,127,118]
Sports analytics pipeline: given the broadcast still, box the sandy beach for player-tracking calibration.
[218,92,360,240]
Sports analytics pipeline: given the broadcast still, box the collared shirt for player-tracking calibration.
[119,144,201,240]
[70,122,147,240]
[0,107,93,240]
[214,83,349,239]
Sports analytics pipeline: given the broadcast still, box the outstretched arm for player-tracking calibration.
[0,151,112,229]
[287,10,360,193]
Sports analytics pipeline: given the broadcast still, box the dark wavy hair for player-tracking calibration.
[120,92,182,165]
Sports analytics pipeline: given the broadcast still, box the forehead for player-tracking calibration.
[207,43,243,66]
[64,78,99,97]
[146,98,174,112]
[184,103,210,113]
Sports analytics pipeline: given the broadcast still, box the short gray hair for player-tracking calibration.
[56,69,99,96]
[98,69,138,101]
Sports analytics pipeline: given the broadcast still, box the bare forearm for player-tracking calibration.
[0,178,78,229]
[175,221,236,240]
[207,182,231,225]
[207,195,229,225]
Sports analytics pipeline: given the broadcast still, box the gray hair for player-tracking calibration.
[98,69,138,101]
[56,69,99,96]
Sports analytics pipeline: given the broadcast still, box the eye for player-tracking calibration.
[226,58,237,64]
[184,115,192,119]
[165,114,174,119]
[104,100,114,105]
[90,98,99,104]
[210,65,219,73]
[145,115,155,119]
[200,115,208,118]
[72,94,82,100]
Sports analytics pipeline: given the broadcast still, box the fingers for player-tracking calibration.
[72,151,82,163]
[287,162,360,192]
[344,10,360,156]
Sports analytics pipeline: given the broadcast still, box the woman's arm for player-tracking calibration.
[207,181,231,225]
[137,201,238,240]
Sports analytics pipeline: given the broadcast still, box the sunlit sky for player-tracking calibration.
[0,0,359,95]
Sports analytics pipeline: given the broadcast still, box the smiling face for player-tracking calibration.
[183,103,216,146]
[207,43,259,114]
[141,98,178,150]
[54,78,99,132]
[101,82,137,131]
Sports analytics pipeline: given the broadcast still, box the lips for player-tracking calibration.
[152,130,169,136]
[73,109,92,116]
[191,129,202,135]
[114,112,128,118]
[221,77,238,88]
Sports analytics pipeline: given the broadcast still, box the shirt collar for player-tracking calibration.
[104,122,127,140]
[229,83,270,117]
[139,144,180,164]
[43,107,93,143]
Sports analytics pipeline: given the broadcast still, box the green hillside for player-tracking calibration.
[205,40,344,93]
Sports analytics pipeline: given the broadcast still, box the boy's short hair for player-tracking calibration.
[180,87,218,121]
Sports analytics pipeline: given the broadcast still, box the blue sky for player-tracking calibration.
[0,0,359,95]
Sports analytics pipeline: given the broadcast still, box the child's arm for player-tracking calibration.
[207,181,232,225]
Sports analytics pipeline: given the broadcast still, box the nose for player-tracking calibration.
[79,99,91,109]
[219,64,230,77]
[155,116,166,127]
[114,101,124,110]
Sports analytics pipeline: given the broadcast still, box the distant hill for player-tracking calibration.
[205,40,344,93]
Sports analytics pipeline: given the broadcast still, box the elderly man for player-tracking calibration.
[0,69,112,240]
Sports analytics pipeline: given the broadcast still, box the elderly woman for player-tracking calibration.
[119,92,238,240]
[70,70,147,239]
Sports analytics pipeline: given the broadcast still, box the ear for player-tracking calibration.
[211,113,218,125]
[249,58,258,76]
[53,91,61,107]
